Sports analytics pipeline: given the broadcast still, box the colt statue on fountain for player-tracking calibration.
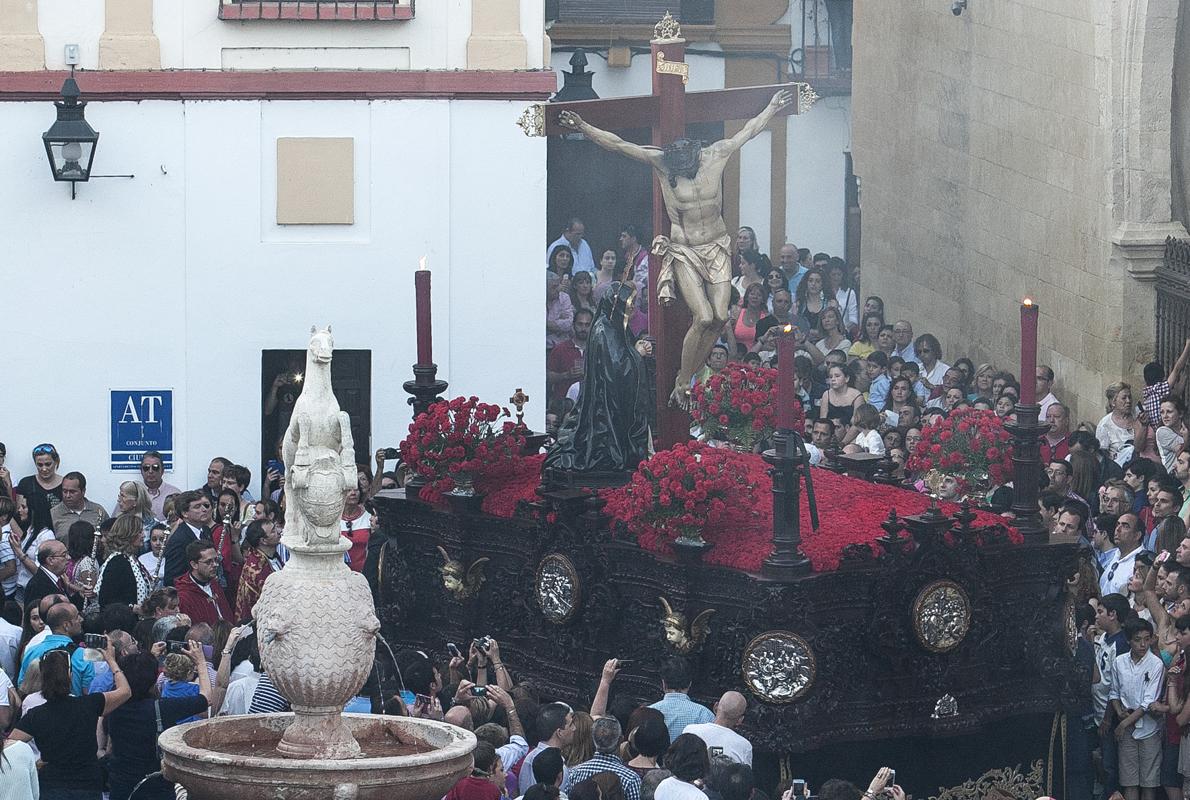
[158,327,474,800]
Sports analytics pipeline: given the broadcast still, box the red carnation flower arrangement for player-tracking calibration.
[906,407,1013,488]
[399,396,525,501]
[690,363,800,449]
[602,441,765,546]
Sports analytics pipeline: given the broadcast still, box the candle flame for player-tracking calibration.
[1022,297,1033,306]
[294,373,303,383]
[782,324,793,333]
[418,256,427,271]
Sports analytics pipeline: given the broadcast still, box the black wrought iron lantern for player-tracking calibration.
[42,75,99,194]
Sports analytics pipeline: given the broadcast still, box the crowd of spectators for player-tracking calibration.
[547,217,1190,799]
[426,641,902,800]
[0,219,1185,797]
[0,442,401,798]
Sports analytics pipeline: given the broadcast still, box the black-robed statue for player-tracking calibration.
[544,282,651,482]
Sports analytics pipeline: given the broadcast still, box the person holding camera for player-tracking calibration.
[9,636,131,799]
[17,601,94,694]
[104,641,211,800]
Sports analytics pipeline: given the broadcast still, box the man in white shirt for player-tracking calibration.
[891,321,916,363]
[1102,514,1144,597]
[0,612,19,684]
[1110,618,1164,799]
[683,691,752,766]
[546,217,596,275]
[1037,365,1060,420]
[136,451,181,521]
[778,243,808,294]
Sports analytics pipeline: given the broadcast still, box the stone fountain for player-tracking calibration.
[159,327,475,799]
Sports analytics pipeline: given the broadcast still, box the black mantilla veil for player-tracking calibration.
[544,281,650,477]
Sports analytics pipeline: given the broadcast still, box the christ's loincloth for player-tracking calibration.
[650,234,732,305]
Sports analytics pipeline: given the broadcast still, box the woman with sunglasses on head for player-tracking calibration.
[10,640,131,799]
[16,443,64,536]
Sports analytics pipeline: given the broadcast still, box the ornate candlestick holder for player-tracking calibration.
[762,428,814,579]
[1004,402,1048,538]
[403,363,448,420]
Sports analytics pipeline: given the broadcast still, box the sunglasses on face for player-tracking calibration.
[141,464,161,472]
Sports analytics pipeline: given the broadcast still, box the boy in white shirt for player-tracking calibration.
[1111,618,1165,800]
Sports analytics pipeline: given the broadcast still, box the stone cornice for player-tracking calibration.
[549,23,791,56]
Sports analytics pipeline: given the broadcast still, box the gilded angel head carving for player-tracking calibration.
[436,546,489,601]
[658,596,715,655]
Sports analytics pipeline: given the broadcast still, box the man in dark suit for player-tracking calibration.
[24,540,83,611]
[163,490,212,587]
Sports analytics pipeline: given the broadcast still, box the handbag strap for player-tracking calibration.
[154,699,164,761]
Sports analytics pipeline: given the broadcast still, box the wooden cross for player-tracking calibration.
[524,12,817,448]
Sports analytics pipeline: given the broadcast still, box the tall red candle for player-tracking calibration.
[1020,298,1038,405]
[777,325,797,429]
[415,256,432,365]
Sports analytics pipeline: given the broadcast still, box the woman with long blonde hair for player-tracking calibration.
[115,481,159,530]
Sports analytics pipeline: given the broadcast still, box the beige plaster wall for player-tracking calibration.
[851,0,1141,425]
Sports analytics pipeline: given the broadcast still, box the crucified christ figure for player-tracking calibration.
[559,88,794,409]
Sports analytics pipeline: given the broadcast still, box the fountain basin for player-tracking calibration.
[159,713,476,800]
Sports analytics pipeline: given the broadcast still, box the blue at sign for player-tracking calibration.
[111,390,173,471]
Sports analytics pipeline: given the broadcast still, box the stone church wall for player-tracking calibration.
[852,0,1142,424]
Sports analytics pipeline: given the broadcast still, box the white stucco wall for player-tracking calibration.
[0,98,546,502]
[37,0,545,71]
[787,94,851,257]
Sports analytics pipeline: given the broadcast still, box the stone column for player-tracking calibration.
[100,0,160,70]
[467,0,527,70]
[0,0,45,71]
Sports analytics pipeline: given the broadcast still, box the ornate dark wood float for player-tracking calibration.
[369,479,1085,797]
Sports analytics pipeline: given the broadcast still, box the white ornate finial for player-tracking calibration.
[652,11,683,43]
[516,104,545,137]
[797,83,820,114]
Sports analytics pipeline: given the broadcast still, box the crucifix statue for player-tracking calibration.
[522,11,817,447]
[560,89,793,409]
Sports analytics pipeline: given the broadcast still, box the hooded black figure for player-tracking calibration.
[544,281,651,478]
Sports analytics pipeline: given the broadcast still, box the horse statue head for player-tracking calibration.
[308,325,335,367]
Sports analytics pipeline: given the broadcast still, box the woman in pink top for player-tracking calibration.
[727,283,767,354]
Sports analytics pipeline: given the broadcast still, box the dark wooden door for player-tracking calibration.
[260,349,372,497]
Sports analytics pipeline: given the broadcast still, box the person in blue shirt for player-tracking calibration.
[18,600,94,695]
[648,658,713,744]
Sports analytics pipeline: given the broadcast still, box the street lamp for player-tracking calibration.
[42,73,99,198]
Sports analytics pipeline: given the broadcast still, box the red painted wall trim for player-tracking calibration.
[0,70,557,101]
[218,3,414,21]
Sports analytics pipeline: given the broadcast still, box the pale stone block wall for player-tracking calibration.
[852,0,1141,425]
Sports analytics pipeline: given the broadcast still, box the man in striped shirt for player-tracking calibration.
[561,717,641,800]
[248,671,290,714]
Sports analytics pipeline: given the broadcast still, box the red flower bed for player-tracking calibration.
[600,441,759,541]
[690,364,793,449]
[399,396,525,502]
[603,454,1021,573]
[412,453,1020,575]
[908,407,1014,488]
